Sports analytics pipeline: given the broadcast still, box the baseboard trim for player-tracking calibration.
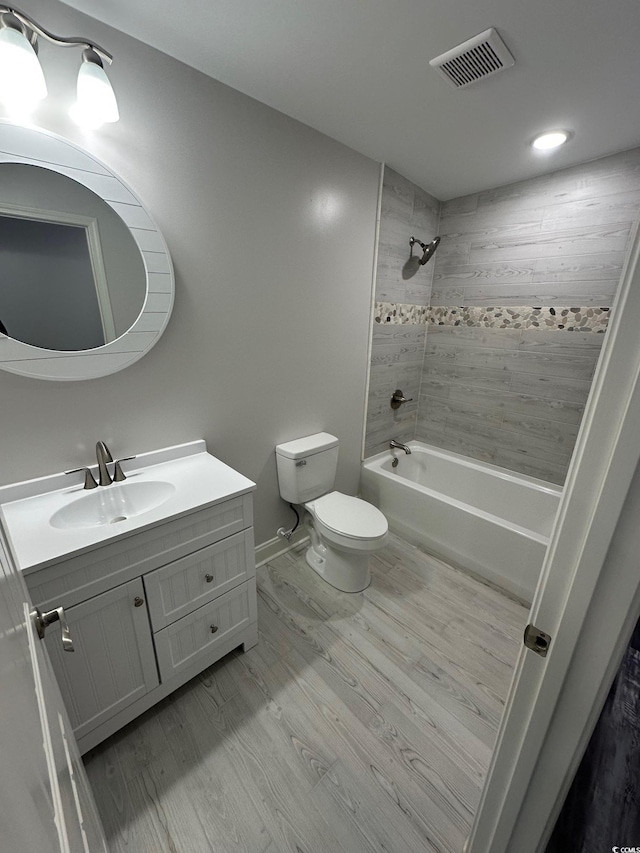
[255,529,309,567]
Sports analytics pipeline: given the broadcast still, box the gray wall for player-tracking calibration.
[365,150,640,484]
[0,0,380,547]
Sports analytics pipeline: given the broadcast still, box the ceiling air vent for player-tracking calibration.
[430,28,515,89]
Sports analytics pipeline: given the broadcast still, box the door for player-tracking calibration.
[44,577,159,742]
[0,530,107,852]
[468,222,640,852]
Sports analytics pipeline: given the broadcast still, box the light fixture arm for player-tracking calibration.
[0,4,112,64]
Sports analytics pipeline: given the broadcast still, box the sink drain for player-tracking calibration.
[109,516,127,524]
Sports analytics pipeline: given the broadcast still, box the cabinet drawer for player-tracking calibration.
[144,529,255,630]
[154,579,257,682]
[26,493,253,611]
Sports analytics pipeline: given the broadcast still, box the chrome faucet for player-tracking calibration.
[65,442,135,489]
[390,440,412,455]
[96,440,113,486]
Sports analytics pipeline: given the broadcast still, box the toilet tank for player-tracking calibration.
[275,432,339,503]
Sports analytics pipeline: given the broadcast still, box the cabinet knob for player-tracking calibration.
[210,624,218,634]
[134,596,144,607]
[205,574,214,583]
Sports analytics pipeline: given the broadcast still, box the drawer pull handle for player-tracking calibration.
[205,574,214,583]
[134,596,144,607]
[210,624,218,634]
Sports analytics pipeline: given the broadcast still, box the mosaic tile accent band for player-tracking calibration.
[374,301,610,332]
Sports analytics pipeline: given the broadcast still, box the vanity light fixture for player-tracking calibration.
[531,130,569,151]
[0,4,117,127]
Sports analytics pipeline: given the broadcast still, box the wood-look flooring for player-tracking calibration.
[84,534,528,853]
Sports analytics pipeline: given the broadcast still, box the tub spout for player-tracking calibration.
[390,440,412,455]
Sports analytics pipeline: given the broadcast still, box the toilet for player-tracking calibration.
[275,432,388,592]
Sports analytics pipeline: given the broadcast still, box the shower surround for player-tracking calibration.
[366,151,640,484]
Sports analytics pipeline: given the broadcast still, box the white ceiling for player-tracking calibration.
[61,0,640,199]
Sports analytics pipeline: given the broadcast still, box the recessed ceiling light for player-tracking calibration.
[532,131,569,151]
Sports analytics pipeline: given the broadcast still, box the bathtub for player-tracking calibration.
[360,441,562,603]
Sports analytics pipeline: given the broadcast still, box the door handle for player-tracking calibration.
[31,606,75,652]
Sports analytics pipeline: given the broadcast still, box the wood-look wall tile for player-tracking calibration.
[380,168,414,220]
[369,361,423,390]
[453,348,598,381]
[434,260,536,286]
[422,341,457,360]
[417,376,453,400]
[379,216,417,249]
[441,194,479,216]
[517,330,605,355]
[367,394,418,423]
[415,396,449,431]
[414,428,497,464]
[532,251,627,283]
[426,326,522,350]
[467,223,631,266]
[430,281,619,307]
[440,219,544,246]
[493,448,568,485]
[365,411,417,458]
[371,324,426,345]
[417,394,503,428]
[498,410,580,451]
[444,413,573,461]
[509,372,592,403]
[421,360,513,390]
[412,185,440,219]
[370,342,425,366]
[540,189,640,231]
[405,281,435,307]
[446,383,585,424]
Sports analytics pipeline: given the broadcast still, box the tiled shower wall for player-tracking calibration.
[365,149,640,484]
[366,168,440,455]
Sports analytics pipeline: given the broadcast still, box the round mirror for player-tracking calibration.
[0,121,173,380]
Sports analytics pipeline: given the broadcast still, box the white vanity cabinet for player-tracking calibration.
[22,489,258,755]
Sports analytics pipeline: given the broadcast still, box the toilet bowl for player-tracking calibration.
[275,432,388,593]
[304,491,388,592]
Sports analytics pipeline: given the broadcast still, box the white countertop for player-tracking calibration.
[0,441,255,572]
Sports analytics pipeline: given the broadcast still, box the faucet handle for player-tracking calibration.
[390,389,414,410]
[65,467,98,490]
[113,457,136,482]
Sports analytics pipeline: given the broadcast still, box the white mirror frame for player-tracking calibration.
[0,121,174,381]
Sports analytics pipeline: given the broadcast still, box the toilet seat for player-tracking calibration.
[306,491,388,547]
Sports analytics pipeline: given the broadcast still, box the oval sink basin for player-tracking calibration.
[50,481,176,530]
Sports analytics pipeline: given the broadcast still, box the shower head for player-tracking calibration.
[409,235,441,265]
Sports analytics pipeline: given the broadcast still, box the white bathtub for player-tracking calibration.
[360,441,562,603]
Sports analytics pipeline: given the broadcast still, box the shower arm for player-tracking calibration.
[409,236,427,251]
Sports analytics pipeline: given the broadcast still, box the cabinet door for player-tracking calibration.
[45,578,159,742]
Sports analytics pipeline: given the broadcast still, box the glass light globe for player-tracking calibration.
[0,26,47,113]
[71,57,119,129]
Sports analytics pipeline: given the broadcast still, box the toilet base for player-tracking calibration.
[305,541,371,593]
